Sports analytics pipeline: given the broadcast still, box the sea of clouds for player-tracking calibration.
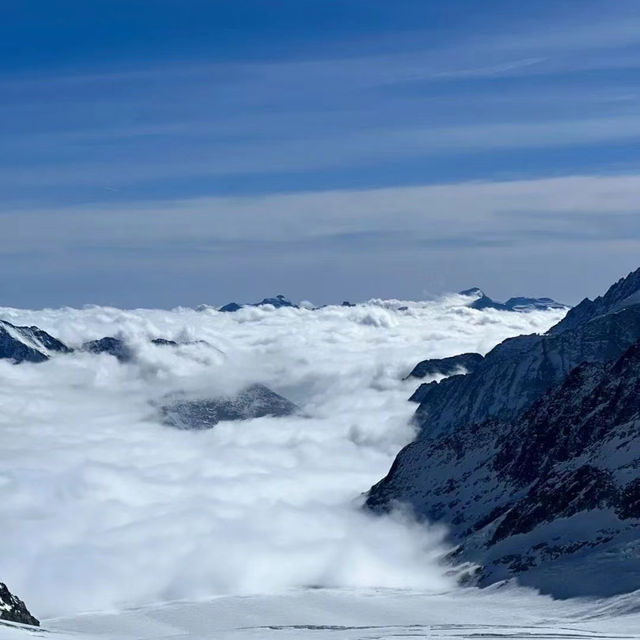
[0,296,566,618]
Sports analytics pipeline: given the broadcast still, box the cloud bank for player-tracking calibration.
[0,298,565,617]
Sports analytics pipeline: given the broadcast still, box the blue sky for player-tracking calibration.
[3,1,640,307]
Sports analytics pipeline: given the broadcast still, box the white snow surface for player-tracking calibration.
[0,297,567,626]
[6,587,640,640]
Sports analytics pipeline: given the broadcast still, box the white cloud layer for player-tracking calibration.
[0,298,565,618]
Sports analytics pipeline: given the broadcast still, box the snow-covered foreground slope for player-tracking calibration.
[0,297,564,621]
[5,587,640,640]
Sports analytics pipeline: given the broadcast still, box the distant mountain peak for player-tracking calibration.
[459,288,566,312]
[217,294,298,312]
[459,287,485,297]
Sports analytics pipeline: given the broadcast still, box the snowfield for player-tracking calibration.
[6,587,640,640]
[0,296,584,637]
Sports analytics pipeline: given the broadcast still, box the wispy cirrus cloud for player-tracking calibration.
[2,1,640,305]
[2,172,640,307]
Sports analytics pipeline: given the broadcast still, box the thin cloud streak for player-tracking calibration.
[2,173,640,251]
[4,115,640,190]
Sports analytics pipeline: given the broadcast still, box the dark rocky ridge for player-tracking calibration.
[549,267,640,335]
[0,583,39,626]
[406,353,484,381]
[218,295,298,312]
[219,302,243,313]
[367,267,640,597]
[0,319,70,363]
[81,336,188,361]
[82,336,133,362]
[162,383,298,429]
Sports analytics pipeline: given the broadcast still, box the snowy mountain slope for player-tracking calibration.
[409,267,640,438]
[367,333,640,597]
[0,319,70,363]
[550,267,640,335]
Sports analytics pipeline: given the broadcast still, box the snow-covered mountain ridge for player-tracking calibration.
[407,268,640,437]
[367,267,640,597]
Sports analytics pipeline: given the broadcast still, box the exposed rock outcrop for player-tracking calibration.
[82,336,133,362]
[219,302,243,313]
[406,353,484,381]
[161,383,298,429]
[0,583,39,626]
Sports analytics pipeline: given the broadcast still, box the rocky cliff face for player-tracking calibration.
[368,339,640,596]
[367,267,640,597]
[0,583,39,626]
